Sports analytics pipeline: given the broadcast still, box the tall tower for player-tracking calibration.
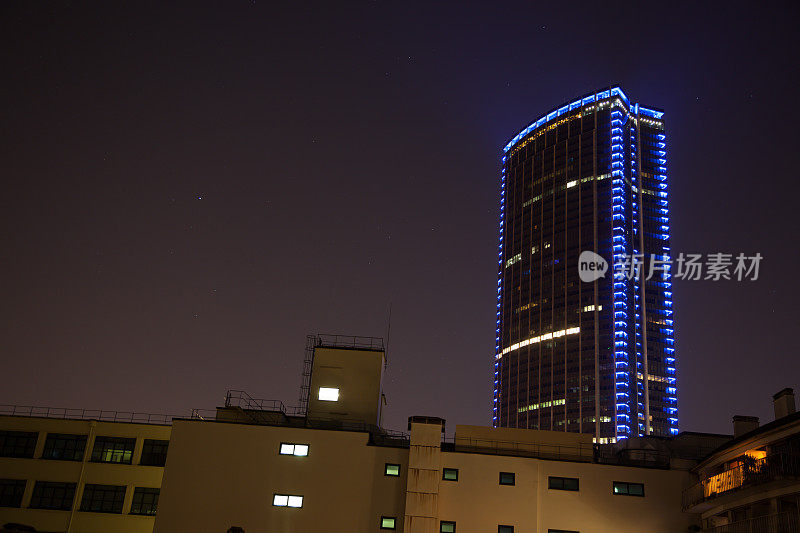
[493,87,677,441]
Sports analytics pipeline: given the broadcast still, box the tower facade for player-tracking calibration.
[493,87,677,441]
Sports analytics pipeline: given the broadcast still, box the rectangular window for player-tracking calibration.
[273,494,303,508]
[499,472,516,486]
[90,437,136,464]
[29,481,76,510]
[130,487,160,515]
[548,476,579,491]
[441,521,456,533]
[0,479,26,508]
[140,439,169,466]
[318,387,339,401]
[442,468,459,481]
[42,433,87,461]
[384,463,400,476]
[548,530,579,533]
[613,481,644,497]
[279,443,309,457]
[0,430,38,458]
[381,517,397,530]
[80,484,126,514]
[499,526,514,533]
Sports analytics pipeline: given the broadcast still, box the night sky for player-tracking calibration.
[2,2,799,437]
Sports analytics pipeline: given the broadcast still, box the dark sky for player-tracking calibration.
[2,2,799,437]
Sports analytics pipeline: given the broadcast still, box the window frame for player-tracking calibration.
[498,526,514,533]
[139,439,169,466]
[272,493,303,508]
[0,479,27,508]
[90,436,136,465]
[499,471,516,486]
[29,481,76,511]
[380,516,397,530]
[441,520,456,532]
[0,430,38,458]
[79,483,127,514]
[612,481,644,497]
[130,487,160,516]
[279,443,309,457]
[41,433,87,462]
[384,463,401,477]
[548,476,579,491]
[442,468,459,481]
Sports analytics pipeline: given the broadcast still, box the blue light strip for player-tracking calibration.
[493,157,507,426]
[610,102,630,439]
[655,129,678,436]
[503,87,629,153]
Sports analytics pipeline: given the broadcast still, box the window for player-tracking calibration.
[0,430,38,458]
[613,481,644,497]
[140,439,169,466]
[273,494,303,508]
[0,479,26,508]
[548,530,579,533]
[318,387,339,401]
[91,437,136,464]
[29,481,76,510]
[441,521,456,532]
[42,433,87,461]
[130,487,160,515]
[499,472,516,486]
[80,484,126,514]
[381,517,397,530]
[442,468,459,481]
[499,526,514,533]
[279,443,309,457]
[548,476,579,491]
[384,463,400,476]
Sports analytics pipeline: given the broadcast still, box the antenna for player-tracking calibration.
[384,302,392,367]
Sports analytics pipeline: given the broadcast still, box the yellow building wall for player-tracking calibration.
[438,450,697,533]
[0,415,170,533]
[153,419,407,533]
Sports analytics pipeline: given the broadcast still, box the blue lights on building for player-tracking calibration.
[495,86,678,440]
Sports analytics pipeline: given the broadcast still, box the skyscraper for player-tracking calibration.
[493,87,677,441]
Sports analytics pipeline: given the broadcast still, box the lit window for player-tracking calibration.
[384,464,400,476]
[612,481,644,497]
[549,476,579,491]
[381,516,397,530]
[273,494,303,508]
[318,387,339,401]
[279,443,309,457]
[441,521,456,532]
[499,472,515,486]
[442,468,459,481]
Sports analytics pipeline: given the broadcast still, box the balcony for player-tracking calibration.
[705,511,800,533]
[683,453,800,511]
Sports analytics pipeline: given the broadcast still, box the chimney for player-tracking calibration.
[732,415,759,438]
[773,388,796,420]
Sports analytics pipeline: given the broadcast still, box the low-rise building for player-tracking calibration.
[0,410,170,533]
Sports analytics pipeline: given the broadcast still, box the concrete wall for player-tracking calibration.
[0,415,170,533]
[307,347,385,426]
[153,419,408,533]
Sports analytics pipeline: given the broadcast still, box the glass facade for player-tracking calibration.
[494,87,677,440]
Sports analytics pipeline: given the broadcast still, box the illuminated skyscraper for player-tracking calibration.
[493,87,677,441]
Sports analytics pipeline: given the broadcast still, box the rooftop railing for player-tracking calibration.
[314,334,385,351]
[0,404,176,425]
[683,453,800,510]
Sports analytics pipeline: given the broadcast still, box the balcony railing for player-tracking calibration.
[705,511,800,533]
[683,453,800,510]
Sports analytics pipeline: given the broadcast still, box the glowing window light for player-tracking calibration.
[318,387,339,401]
[280,443,309,457]
[497,327,580,358]
[273,494,303,508]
